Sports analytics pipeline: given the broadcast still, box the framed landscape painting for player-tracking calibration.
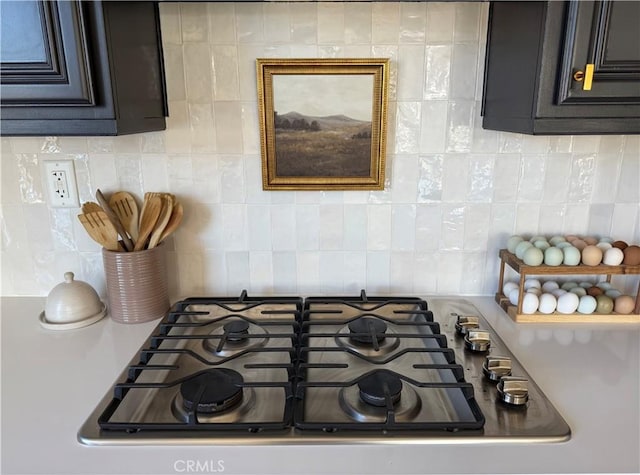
[256,58,389,190]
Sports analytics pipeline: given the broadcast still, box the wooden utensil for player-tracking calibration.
[159,201,183,243]
[109,191,139,242]
[81,202,103,214]
[77,211,120,251]
[147,195,174,249]
[95,189,134,251]
[134,195,162,251]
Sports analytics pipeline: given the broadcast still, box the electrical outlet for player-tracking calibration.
[43,160,79,208]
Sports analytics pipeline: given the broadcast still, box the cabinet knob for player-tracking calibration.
[573,64,595,91]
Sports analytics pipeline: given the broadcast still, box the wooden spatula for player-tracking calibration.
[147,194,174,249]
[134,195,162,251]
[81,201,103,214]
[109,191,139,242]
[96,189,134,251]
[159,201,184,243]
[77,211,120,251]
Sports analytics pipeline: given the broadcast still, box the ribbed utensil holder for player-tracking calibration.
[102,244,169,324]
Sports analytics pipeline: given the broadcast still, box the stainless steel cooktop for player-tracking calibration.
[78,293,571,445]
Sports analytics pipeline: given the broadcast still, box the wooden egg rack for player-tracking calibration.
[495,249,640,323]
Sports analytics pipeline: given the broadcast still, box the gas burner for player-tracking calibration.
[339,371,422,423]
[335,317,400,358]
[203,318,268,356]
[171,369,255,423]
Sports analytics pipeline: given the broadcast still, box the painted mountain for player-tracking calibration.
[273,111,372,177]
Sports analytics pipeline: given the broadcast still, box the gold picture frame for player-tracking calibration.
[256,58,389,190]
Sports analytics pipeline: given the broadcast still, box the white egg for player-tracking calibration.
[515,241,534,259]
[557,292,580,314]
[524,278,541,290]
[521,293,539,314]
[596,242,613,251]
[577,295,597,314]
[603,247,624,266]
[562,246,582,266]
[509,288,520,306]
[503,281,519,296]
[541,280,559,292]
[551,288,567,298]
[507,235,524,253]
[527,288,542,296]
[570,287,587,297]
[544,247,564,266]
[538,294,557,314]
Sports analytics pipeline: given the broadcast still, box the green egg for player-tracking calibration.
[595,295,614,314]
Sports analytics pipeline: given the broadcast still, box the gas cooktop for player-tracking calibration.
[78,291,570,445]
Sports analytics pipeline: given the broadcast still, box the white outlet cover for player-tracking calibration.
[42,160,80,208]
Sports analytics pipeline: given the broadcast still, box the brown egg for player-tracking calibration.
[612,240,628,250]
[584,236,598,245]
[565,235,579,243]
[581,245,603,266]
[572,239,588,251]
[587,286,603,297]
[614,295,636,315]
[623,245,640,266]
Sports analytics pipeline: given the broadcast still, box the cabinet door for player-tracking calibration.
[0,0,95,106]
[557,0,640,105]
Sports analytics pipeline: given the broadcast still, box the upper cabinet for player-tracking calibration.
[482,1,640,135]
[0,1,167,136]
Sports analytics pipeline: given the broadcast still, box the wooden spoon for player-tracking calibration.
[159,201,183,243]
[109,191,139,242]
[134,195,162,251]
[95,189,134,251]
[147,194,174,249]
[77,211,119,251]
[81,201,103,214]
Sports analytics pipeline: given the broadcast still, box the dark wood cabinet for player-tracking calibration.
[482,1,640,135]
[0,1,167,136]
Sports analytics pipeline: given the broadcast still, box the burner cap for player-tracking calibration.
[180,369,244,414]
[348,317,387,344]
[357,371,403,407]
[223,320,250,341]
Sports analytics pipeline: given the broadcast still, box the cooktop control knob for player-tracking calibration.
[455,315,480,336]
[483,356,512,382]
[464,329,491,352]
[497,376,529,406]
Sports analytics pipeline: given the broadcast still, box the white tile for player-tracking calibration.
[492,154,520,202]
[548,136,573,153]
[415,204,442,252]
[488,203,516,244]
[397,46,425,101]
[563,204,590,235]
[467,154,494,202]
[264,3,291,44]
[598,136,625,155]
[391,204,416,251]
[611,203,639,243]
[391,154,418,203]
[141,154,169,196]
[188,103,216,153]
[343,251,366,293]
[1,153,22,205]
[460,252,486,295]
[436,251,462,294]
[413,253,438,293]
[166,154,193,196]
[241,102,260,155]
[141,132,166,154]
[542,154,571,203]
[464,204,491,250]
[441,154,469,202]
[296,205,320,250]
[272,251,297,294]
[617,153,640,203]
[201,251,225,294]
[568,154,596,203]
[454,3,481,43]
[247,205,272,251]
[159,3,182,44]
[389,252,415,292]
[214,102,243,153]
[450,43,478,100]
[219,155,245,203]
[297,251,320,294]
[426,3,455,43]
[367,205,392,250]
[212,46,240,101]
[319,204,344,250]
[518,154,546,202]
[423,45,451,99]
[588,204,615,237]
[366,251,390,292]
[235,3,265,44]
[183,43,212,103]
[208,3,236,44]
[399,3,426,44]
[446,101,475,153]
[226,251,250,294]
[372,3,400,44]
[191,155,220,204]
[238,45,264,101]
[115,154,143,195]
[441,205,465,250]
[180,3,209,43]
[591,154,622,203]
[244,155,271,204]
[249,251,273,294]
[419,101,448,153]
[165,101,191,154]
[522,135,550,154]
[222,204,248,251]
[498,132,523,153]
[18,154,44,204]
[345,3,371,44]
[318,3,345,44]
[290,3,317,44]
[538,204,565,235]
[395,102,421,154]
[571,135,601,153]
[515,203,540,235]
[320,252,345,293]
[417,154,443,202]
[271,205,296,251]
[344,205,368,250]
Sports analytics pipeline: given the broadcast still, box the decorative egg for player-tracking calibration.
[538,294,557,314]
[541,280,559,292]
[614,295,636,315]
[503,281,519,296]
[544,247,564,266]
[521,293,539,314]
[563,246,581,266]
[623,245,640,266]
[524,278,541,290]
[581,245,603,266]
[557,292,580,314]
[570,287,587,297]
[507,235,524,253]
[561,281,578,291]
[523,247,544,266]
[595,295,614,314]
[508,288,520,306]
[603,247,624,266]
[612,240,628,250]
[549,236,567,246]
[515,241,534,259]
[577,295,597,314]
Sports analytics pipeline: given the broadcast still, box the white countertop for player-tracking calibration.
[2,296,639,475]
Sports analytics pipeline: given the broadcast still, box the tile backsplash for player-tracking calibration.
[1,2,639,298]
